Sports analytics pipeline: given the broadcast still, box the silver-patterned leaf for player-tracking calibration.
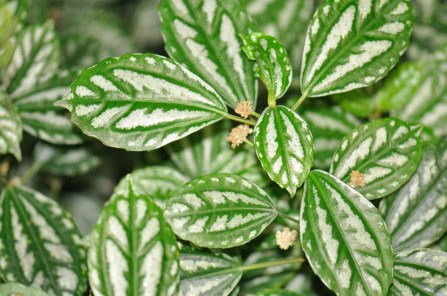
[0,186,87,295]
[165,173,278,248]
[167,121,269,186]
[88,179,179,296]
[33,143,100,176]
[59,53,228,151]
[300,170,394,296]
[159,0,257,108]
[330,118,423,199]
[13,70,82,145]
[241,33,292,100]
[302,106,360,169]
[0,282,48,296]
[179,249,242,296]
[390,249,447,296]
[0,93,22,160]
[241,0,314,75]
[380,141,447,252]
[2,20,60,97]
[115,166,188,209]
[254,106,313,196]
[300,0,414,97]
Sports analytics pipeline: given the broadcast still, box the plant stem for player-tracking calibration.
[267,92,276,108]
[224,113,256,126]
[244,139,254,147]
[251,111,261,118]
[239,257,304,272]
[278,212,300,225]
[21,162,42,184]
[291,91,309,111]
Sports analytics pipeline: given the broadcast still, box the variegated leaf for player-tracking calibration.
[241,33,292,100]
[159,0,257,108]
[254,106,313,196]
[0,1,17,71]
[300,0,414,97]
[332,87,376,118]
[33,143,100,176]
[300,170,394,296]
[115,166,188,209]
[330,118,423,199]
[179,249,242,296]
[13,70,82,145]
[59,53,228,151]
[302,106,359,169]
[88,179,179,296]
[380,142,447,252]
[241,0,314,74]
[251,290,305,296]
[387,58,447,137]
[0,94,22,160]
[0,186,87,295]
[2,21,60,97]
[0,282,48,296]
[167,121,269,186]
[390,249,447,296]
[165,173,278,248]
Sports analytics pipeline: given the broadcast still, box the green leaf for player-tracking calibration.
[241,0,314,75]
[33,143,100,176]
[2,21,60,97]
[59,53,228,151]
[300,170,394,296]
[61,34,101,69]
[332,88,376,118]
[0,185,87,295]
[179,249,242,296]
[330,118,423,199]
[167,121,269,186]
[165,173,278,248]
[13,70,82,145]
[254,106,313,196]
[241,33,292,100]
[115,166,188,209]
[252,290,305,296]
[88,179,179,296]
[300,0,414,97]
[390,249,447,296]
[380,142,447,252]
[159,0,257,108]
[0,2,17,71]
[0,94,22,160]
[0,282,48,296]
[302,106,360,169]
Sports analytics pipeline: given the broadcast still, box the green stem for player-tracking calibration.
[21,162,43,184]
[267,92,276,108]
[251,111,261,118]
[278,212,300,225]
[291,91,309,111]
[239,257,304,272]
[244,139,254,147]
[224,113,256,126]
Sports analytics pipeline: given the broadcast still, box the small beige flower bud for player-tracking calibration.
[350,170,366,187]
[276,227,297,250]
[227,124,252,149]
[235,101,253,119]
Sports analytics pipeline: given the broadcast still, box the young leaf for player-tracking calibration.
[115,166,188,209]
[0,186,87,295]
[59,53,228,151]
[390,249,447,295]
[300,0,414,97]
[300,170,394,296]
[330,118,423,199]
[13,71,83,145]
[0,94,22,160]
[33,143,100,177]
[380,142,447,252]
[0,283,48,296]
[2,21,60,97]
[179,249,242,296]
[159,0,257,108]
[254,106,313,196]
[241,33,292,100]
[88,180,179,296]
[165,173,278,248]
[0,1,17,71]
[241,0,315,74]
[302,106,360,169]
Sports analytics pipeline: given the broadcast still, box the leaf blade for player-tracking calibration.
[0,94,22,160]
